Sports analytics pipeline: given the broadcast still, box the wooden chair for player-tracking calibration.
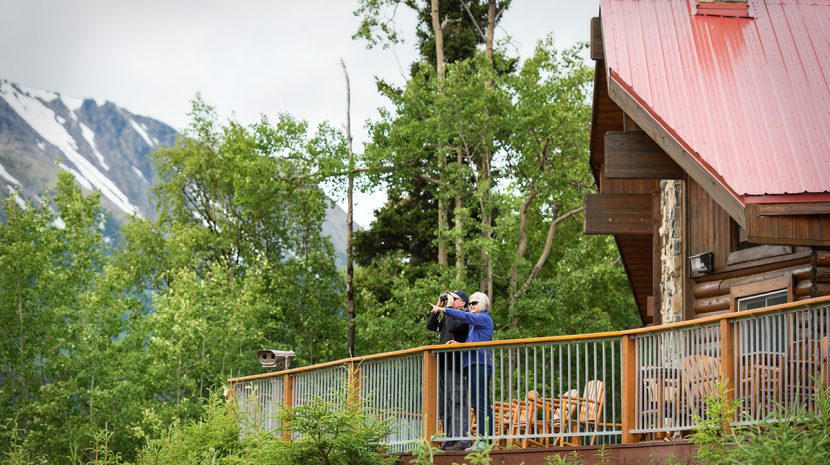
[641,369,679,437]
[493,397,520,446]
[562,380,606,446]
[536,389,580,447]
[493,390,545,448]
[493,382,610,448]
[680,354,721,420]
[781,338,825,408]
[739,351,783,417]
[494,389,579,448]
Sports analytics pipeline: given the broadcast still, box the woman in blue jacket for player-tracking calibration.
[432,291,493,451]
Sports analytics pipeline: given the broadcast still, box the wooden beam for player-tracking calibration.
[584,193,654,235]
[591,17,604,61]
[605,131,684,179]
[757,202,830,216]
[606,77,748,229]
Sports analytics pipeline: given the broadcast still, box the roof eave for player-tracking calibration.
[606,71,748,229]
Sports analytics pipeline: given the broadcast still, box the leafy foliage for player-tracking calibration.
[133,390,392,465]
[691,382,830,465]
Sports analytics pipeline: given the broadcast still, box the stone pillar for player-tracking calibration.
[659,180,683,324]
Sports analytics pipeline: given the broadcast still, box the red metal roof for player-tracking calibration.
[600,0,830,202]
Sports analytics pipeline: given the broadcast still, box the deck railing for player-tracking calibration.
[228,297,830,451]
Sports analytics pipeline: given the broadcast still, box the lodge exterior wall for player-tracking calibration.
[684,178,830,318]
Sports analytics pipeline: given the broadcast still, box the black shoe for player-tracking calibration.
[445,443,467,452]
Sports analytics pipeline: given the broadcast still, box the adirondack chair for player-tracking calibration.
[681,354,721,420]
[640,367,679,437]
[565,380,606,445]
[493,396,521,446]
[780,337,826,407]
[739,348,785,417]
[494,388,580,448]
[510,391,542,447]
[537,389,581,447]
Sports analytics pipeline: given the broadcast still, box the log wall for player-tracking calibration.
[690,247,830,317]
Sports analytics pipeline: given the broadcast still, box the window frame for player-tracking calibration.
[730,275,794,313]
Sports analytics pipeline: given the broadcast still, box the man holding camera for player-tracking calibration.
[426,290,470,451]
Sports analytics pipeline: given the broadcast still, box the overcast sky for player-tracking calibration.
[0,0,599,226]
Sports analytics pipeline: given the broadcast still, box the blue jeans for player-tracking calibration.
[466,364,493,439]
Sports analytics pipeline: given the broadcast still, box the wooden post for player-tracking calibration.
[282,375,294,441]
[720,319,735,432]
[226,381,235,403]
[348,361,361,407]
[621,335,641,444]
[422,350,438,445]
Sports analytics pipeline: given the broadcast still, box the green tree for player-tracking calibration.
[0,172,140,463]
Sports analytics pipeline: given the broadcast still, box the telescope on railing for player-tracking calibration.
[256,349,296,372]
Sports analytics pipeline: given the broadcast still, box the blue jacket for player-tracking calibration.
[444,308,493,367]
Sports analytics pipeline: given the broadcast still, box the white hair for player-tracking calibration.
[469,292,490,311]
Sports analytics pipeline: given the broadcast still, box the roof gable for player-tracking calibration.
[600,0,830,201]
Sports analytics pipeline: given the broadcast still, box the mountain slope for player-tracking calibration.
[0,79,172,221]
[0,79,350,264]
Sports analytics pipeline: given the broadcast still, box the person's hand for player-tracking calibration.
[445,340,458,345]
[431,305,445,313]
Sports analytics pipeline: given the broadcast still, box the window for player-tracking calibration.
[734,284,791,356]
[738,289,788,357]
[737,289,788,311]
[730,276,793,313]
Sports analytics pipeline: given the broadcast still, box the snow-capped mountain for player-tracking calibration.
[0,79,351,265]
[0,79,173,222]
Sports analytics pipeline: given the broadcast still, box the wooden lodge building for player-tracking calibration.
[585,0,830,328]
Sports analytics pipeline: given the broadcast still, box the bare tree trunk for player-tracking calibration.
[340,58,356,357]
[438,196,449,266]
[479,0,497,298]
[455,148,465,282]
[432,0,449,266]
[431,0,446,85]
[522,206,584,293]
[486,0,496,64]
[479,156,493,299]
[508,187,537,326]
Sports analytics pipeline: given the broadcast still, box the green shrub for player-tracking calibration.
[691,380,830,465]
[132,388,393,465]
[689,380,740,465]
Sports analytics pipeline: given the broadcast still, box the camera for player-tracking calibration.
[256,349,296,372]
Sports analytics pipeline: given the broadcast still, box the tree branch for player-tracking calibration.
[441,15,463,31]
[521,206,584,293]
[461,1,486,41]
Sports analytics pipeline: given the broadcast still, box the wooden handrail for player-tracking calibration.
[228,296,830,383]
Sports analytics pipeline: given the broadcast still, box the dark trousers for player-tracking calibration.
[466,364,493,439]
[437,368,469,446]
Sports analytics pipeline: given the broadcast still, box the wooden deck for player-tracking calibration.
[229,297,830,456]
